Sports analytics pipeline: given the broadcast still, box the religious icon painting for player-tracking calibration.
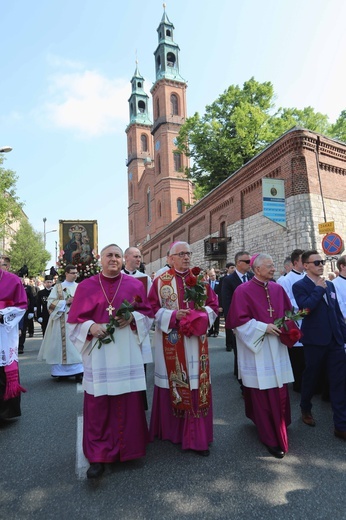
[59,220,98,264]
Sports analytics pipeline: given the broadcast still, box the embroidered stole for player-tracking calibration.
[51,284,67,364]
[158,269,210,417]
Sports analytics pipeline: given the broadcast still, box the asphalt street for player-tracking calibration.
[1,323,346,520]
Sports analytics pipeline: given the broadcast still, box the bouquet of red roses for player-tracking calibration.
[183,267,208,310]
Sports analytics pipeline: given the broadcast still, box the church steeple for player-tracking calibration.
[154,5,185,83]
[126,6,194,249]
[128,62,152,125]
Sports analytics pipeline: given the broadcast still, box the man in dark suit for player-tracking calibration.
[207,268,221,336]
[36,275,54,337]
[293,249,346,439]
[222,251,253,378]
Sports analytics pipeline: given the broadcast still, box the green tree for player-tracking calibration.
[7,219,51,276]
[175,78,340,198]
[329,110,346,142]
[0,154,24,237]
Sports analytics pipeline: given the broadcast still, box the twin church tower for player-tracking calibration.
[126,7,194,248]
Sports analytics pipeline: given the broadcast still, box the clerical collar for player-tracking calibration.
[123,268,137,275]
[100,271,122,280]
[292,269,304,275]
[252,277,268,287]
[174,269,189,277]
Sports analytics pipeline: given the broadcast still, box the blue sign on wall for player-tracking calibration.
[262,179,286,228]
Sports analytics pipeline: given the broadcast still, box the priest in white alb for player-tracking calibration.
[37,264,83,381]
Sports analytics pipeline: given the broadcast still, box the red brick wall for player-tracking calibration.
[141,128,346,268]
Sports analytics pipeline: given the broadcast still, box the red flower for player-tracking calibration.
[185,274,197,287]
[288,328,301,342]
[279,320,302,348]
[191,266,201,276]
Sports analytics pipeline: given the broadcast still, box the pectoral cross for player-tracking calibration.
[267,303,274,318]
[264,286,274,317]
[106,304,115,316]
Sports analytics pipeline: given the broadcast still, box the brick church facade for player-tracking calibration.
[126,9,346,275]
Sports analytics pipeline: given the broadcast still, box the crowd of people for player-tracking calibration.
[1,244,346,479]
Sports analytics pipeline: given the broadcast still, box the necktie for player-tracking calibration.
[242,275,247,283]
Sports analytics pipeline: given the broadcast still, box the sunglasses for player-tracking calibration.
[239,259,251,264]
[306,260,325,266]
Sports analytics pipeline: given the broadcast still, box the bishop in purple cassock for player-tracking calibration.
[67,244,154,479]
[227,253,294,458]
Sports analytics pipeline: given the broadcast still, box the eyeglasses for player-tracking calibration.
[306,260,325,266]
[69,272,78,275]
[239,259,251,264]
[171,252,192,258]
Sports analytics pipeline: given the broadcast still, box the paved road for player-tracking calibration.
[1,326,346,520]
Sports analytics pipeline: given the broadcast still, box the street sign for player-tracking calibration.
[322,232,344,255]
[318,221,335,234]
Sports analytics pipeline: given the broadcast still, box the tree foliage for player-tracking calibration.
[175,77,342,198]
[7,219,51,276]
[0,155,24,236]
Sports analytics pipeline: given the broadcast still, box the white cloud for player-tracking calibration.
[43,68,129,138]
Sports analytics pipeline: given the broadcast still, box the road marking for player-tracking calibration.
[76,414,89,479]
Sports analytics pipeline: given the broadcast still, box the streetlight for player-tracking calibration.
[0,146,12,153]
[43,218,57,249]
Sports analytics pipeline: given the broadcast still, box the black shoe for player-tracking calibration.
[75,374,83,383]
[207,332,212,337]
[87,463,105,479]
[265,445,285,459]
[195,449,210,457]
[226,346,232,351]
[18,348,24,354]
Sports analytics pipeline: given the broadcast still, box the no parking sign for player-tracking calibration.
[322,233,344,255]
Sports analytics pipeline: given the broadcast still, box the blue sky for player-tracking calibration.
[2,0,346,267]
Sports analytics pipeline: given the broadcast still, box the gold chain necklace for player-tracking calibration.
[99,273,123,316]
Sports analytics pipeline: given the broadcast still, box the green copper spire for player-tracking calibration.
[128,61,152,125]
[153,6,186,83]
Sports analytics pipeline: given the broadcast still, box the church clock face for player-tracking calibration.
[155,140,160,151]
[129,172,133,180]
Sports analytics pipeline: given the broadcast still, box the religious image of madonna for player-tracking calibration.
[58,220,99,280]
